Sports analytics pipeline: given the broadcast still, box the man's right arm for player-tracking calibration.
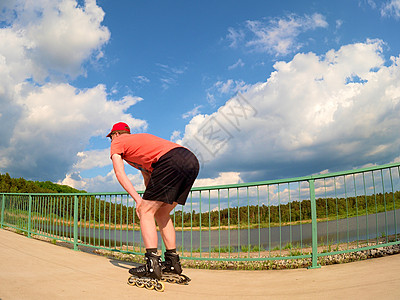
[111,153,143,206]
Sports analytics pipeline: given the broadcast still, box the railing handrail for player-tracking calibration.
[1,161,399,270]
[2,161,399,196]
[192,162,400,191]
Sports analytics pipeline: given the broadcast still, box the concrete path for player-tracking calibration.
[0,228,399,300]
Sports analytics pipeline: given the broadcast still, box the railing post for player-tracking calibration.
[161,241,166,261]
[308,179,321,269]
[28,195,32,238]
[73,195,79,251]
[1,194,5,228]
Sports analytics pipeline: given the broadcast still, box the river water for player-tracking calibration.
[35,209,400,251]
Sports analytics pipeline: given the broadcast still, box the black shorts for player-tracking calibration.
[143,147,199,205]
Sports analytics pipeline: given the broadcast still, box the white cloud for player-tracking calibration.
[156,63,188,89]
[214,79,249,95]
[381,0,400,18]
[8,0,110,81]
[182,105,203,119]
[160,77,176,90]
[59,169,146,193]
[205,79,250,109]
[193,172,243,187]
[229,13,328,56]
[1,82,146,180]
[180,40,400,182]
[133,75,150,85]
[207,92,217,107]
[0,0,146,182]
[156,63,187,75]
[73,149,111,171]
[359,0,377,9]
[336,19,343,29]
[170,130,182,143]
[366,0,400,18]
[228,58,245,70]
[226,27,245,48]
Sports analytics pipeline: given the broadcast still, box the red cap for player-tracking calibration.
[106,122,130,137]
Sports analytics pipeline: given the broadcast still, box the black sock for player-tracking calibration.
[146,248,158,256]
[166,248,177,254]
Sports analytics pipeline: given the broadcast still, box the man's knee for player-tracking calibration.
[140,200,163,216]
[154,203,175,222]
[154,209,170,223]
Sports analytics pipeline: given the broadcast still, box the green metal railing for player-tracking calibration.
[1,162,400,269]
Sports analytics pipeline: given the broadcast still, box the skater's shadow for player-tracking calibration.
[108,259,142,270]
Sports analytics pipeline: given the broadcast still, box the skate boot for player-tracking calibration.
[161,252,191,285]
[127,252,165,292]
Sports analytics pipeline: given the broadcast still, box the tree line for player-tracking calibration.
[0,173,84,193]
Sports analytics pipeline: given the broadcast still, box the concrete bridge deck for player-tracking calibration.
[0,228,399,300]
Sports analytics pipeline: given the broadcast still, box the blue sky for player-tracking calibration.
[1,0,400,192]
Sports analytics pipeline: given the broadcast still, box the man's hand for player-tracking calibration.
[135,198,143,219]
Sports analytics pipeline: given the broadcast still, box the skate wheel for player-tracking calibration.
[167,278,176,283]
[182,274,191,283]
[145,281,154,290]
[127,276,136,286]
[155,281,165,292]
[135,280,145,288]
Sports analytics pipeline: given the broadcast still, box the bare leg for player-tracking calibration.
[154,203,178,250]
[138,200,178,250]
[138,200,165,248]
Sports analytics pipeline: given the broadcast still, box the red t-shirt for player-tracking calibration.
[110,133,181,173]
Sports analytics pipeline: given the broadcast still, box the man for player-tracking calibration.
[107,122,199,282]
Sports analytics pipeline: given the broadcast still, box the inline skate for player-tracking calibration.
[127,252,165,292]
[161,252,191,285]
